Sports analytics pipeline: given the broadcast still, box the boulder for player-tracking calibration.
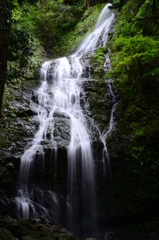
[86,238,96,240]
[0,216,76,240]
[0,228,15,240]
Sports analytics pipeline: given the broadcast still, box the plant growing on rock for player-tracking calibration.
[90,45,108,79]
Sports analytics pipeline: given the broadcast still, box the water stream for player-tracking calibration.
[16,3,117,239]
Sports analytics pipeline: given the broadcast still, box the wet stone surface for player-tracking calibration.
[0,215,76,240]
[53,110,71,148]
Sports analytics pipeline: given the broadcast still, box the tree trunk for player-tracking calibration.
[0,0,12,117]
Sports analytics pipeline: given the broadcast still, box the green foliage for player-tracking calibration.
[56,3,106,56]
[106,0,159,217]
[134,0,159,36]
[11,0,84,53]
[109,35,159,95]
[6,162,14,168]
[33,0,79,48]
[4,0,47,89]
[4,0,86,90]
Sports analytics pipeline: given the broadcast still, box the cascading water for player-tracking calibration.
[16,3,116,239]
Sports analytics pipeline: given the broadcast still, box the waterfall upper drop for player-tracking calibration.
[16,3,115,238]
[73,4,114,57]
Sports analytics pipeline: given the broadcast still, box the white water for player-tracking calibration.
[16,3,115,230]
[73,4,114,58]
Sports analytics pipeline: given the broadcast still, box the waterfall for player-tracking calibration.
[16,3,115,238]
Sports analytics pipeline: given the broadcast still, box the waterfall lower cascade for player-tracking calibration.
[16,3,116,239]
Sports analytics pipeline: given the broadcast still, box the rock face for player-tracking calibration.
[0,215,76,240]
[53,109,71,148]
[0,82,41,217]
[0,86,40,160]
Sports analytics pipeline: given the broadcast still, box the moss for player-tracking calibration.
[90,46,108,79]
[0,228,14,240]
[16,219,39,239]
[89,79,110,133]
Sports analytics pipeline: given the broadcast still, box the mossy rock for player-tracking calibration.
[22,236,34,240]
[90,46,108,79]
[0,228,15,240]
[89,79,110,133]
[86,238,96,240]
[38,237,55,240]
[0,218,38,239]
[0,216,76,240]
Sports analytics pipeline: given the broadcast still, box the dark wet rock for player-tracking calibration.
[6,96,37,118]
[0,85,40,161]
[80,51,93,78]
[32,90,39,105]
[31,91,50,112]
[0,81,41,217]
[53,110,70,119]
[10,87,39,114]
[0,216,76,240]
[46,61,57,84]
[104,52,111,72]
[0,156,19,217]
[80,51,93,67]
[39,109,71,149]
[53,109,71,148]
[0,115,39,159]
